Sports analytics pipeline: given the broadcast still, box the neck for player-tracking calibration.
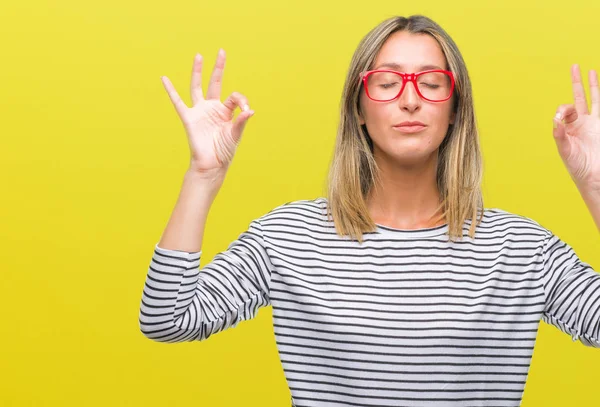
[367,150,445,229]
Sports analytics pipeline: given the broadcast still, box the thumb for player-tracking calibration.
[231,109,255,144]
[552,116,572,159]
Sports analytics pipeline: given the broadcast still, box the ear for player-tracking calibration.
[449,110,456,125]
[357,97,366,125]
[358,106,366,125]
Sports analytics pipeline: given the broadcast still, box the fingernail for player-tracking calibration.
[555,112,563,121]
[249,110,255,116]
[242,104,249,111]
[553,119,558,129]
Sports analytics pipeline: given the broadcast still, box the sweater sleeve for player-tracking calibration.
[139,219,273,343]
[541,232,600,347]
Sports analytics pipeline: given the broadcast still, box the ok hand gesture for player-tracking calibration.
[553,64,600,192]
[161,49,254,175]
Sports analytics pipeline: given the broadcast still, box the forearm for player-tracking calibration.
[578,184,600,233]
[158,168,226,253]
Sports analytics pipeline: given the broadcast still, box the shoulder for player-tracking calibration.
[257,197,329,224]
[478,207,553,240]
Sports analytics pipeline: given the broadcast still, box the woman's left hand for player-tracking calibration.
[553,64,600,192]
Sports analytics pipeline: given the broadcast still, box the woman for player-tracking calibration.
[139,15,600,406]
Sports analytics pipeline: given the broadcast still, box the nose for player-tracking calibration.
[398,79,421,113]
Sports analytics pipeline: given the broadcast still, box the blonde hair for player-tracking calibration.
[326,15,484,243]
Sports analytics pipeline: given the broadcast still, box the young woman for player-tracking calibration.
[139,15,600,407]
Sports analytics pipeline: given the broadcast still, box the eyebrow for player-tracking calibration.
[374,62,445,71]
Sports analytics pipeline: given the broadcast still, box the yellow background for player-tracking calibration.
[2,0,600,405]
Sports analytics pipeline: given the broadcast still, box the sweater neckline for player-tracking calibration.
[374,221,449,238]
[317,196,451,238]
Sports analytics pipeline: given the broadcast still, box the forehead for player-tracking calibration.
[373,31,447,71]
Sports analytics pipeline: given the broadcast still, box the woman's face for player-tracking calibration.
[358,31,456,166]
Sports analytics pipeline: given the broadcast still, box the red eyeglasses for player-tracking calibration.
[359,69,455,102]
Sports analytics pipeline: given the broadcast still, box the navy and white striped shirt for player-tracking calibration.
[139,197,600,407]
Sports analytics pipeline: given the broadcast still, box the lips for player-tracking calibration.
[393,121,426,127]
[392,122,427,134]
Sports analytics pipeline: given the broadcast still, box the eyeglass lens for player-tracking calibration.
[366,71,452,101]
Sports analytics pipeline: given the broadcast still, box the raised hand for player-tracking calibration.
[161,49,254,175]
[553,64,600,192]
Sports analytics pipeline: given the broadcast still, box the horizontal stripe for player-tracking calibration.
[139,197,599,406]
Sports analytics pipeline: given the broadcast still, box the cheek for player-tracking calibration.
[362,106,395,134]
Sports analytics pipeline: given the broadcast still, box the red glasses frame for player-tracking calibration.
[359,69,456,102]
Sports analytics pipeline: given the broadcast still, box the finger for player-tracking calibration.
[206,49,226,100]
[571,64,589,115]
[223,91,250,114]
[161,76,188,117]
[190,54,204,105]
[555,104,578,125]
[231,109,255,144]
[590,69,599,117]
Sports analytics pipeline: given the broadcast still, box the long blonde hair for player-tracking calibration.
[326,15,484,243]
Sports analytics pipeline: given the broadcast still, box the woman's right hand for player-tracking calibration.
[161,49,254,175]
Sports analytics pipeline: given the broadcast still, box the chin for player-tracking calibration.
[381,149,434,166]
[375,140,440,165]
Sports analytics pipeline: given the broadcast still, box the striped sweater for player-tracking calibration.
[139,197,600,407]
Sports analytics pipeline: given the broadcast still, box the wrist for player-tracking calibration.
[183,168,226,201]
[185,167,227,184]
[576,180,600,200]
